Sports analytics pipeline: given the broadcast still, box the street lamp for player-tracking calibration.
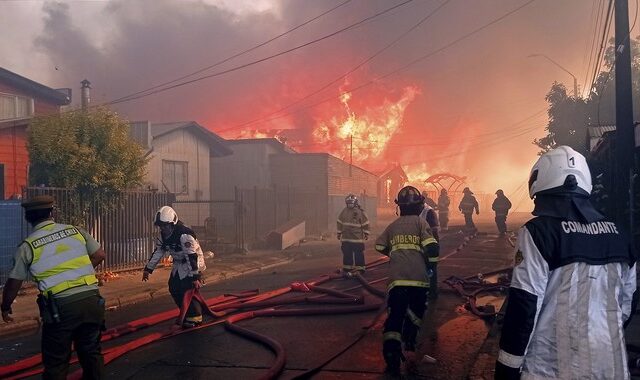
[528,54,578,98]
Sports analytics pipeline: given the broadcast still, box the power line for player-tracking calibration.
[217,0,538,133]
[105,0,416,106]
[582,0,606,95]
[108,0,354,104]
[588,0,614,94]
[221,0,453,133]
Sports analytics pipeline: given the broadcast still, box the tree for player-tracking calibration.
[534,36,640,155]
[28,108,148,220]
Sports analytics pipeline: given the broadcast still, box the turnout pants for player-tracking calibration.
[495,215,507,234]
[463,212,476,229]
[438,211,449,230]
[169,272,203,324]
[341,241,365,271]
[383,286,428,369]
[41,292,105,380]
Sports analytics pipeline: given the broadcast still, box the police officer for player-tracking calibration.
[492,189,512,235]
[142,206,206,328]
[495,146,637,380]
[437,188,450,231]
[1,195,106,379]
[337,194,370,273]
[459,187,479,231]
[375,186,439,374]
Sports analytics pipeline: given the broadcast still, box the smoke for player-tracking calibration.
[3,0,596,202]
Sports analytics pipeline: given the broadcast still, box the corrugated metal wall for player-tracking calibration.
[0,200,27,285]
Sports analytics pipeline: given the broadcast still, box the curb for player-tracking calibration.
[0,255,295,338]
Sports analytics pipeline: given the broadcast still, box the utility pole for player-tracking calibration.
[349,134,353,177]
[614,0,635,233]
[528,54,578,97]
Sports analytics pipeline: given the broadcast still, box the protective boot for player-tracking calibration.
[383,339,402,375]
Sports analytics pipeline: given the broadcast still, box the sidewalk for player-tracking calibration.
[0,245,301,338]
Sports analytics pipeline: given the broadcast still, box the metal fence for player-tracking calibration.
[18,187,174,274]
[0,201,28,285]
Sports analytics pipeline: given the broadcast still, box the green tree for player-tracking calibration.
[28,108,148,220]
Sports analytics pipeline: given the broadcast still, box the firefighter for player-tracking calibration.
[437,188,450,231]
[459,187,479,231]
[337,194,370,273]
[1,195,106,379]
[495,146,637,380]
[492,189,512,235]
[375,186,439,374]
[142,206,207,328]
[420,191,440,297]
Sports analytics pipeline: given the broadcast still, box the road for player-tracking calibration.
[0,214,526,379]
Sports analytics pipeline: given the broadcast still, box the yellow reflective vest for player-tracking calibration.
[24,222,98,295]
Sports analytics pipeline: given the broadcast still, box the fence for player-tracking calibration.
[0,201,28,285]
[5,188,174,277]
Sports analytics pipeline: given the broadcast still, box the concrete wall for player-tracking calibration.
[211,142,282,199]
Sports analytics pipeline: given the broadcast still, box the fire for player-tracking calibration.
[312,85,419,164]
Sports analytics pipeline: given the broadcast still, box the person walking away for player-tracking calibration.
[459,187,479,231]
[492,189,512,235]
[1,195,106,379]
[375,186,439,374]
[142,206,207,328]
[495,146,637,380]
[337,194,370,273]
[437,189,450,231]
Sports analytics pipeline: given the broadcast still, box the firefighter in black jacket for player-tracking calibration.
[495,146,637,379]
[375,186,439,374]
[492,189,512,235]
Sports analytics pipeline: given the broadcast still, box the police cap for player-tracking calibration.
[21,195,55,211]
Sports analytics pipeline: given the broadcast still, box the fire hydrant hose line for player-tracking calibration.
[4,266,391,379]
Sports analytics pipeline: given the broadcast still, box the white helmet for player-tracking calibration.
[154,206,178,225]
[528,145,592,198]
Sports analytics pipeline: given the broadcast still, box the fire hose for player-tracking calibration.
[444,268,512,319]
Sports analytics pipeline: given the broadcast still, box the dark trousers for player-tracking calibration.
[341,241,365,271]
[439,211,449,229]
[383,286,428,367]
[495,215,507,233]
[168,272,202,322]
[41,293,105,380]
[463,212,476,229]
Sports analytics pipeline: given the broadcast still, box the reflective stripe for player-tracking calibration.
[498,349,523,368]
[341,238,365,243]
[421,237,437,246]
[428,257,439,263]
[354,266,366,271]
[47,275,98,296]
[37,263,95,293]
[388,280,428,290]
[343,265,355,270]
[34,255,92,279]
[375,244,388,252]
[390,243,421,252]
[185,315,203,323]
[339,222,365,227]
[383,331,402,342]
[406,309,422,327]
[30,247,89,273]
[361,221,370,226]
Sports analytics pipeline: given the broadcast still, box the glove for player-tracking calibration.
[142,270,150,282]
[337,233,342,240]
[193,280,203,289]
[364,234,369,241]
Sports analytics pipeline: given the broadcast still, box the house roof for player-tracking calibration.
[151,121,232,157]
[587,125,617,138]
[0,67,71,105]
[227,138,296,153]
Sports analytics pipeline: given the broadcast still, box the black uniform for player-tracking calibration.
[492,195,512,234]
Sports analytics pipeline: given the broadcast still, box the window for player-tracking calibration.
[0,93,34,121]
[162,161,188,194]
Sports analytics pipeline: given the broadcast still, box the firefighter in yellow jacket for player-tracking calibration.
[337,194,370,273]
[375,186,439,374]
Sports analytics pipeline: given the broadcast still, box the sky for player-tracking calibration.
[0,0,624,211]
